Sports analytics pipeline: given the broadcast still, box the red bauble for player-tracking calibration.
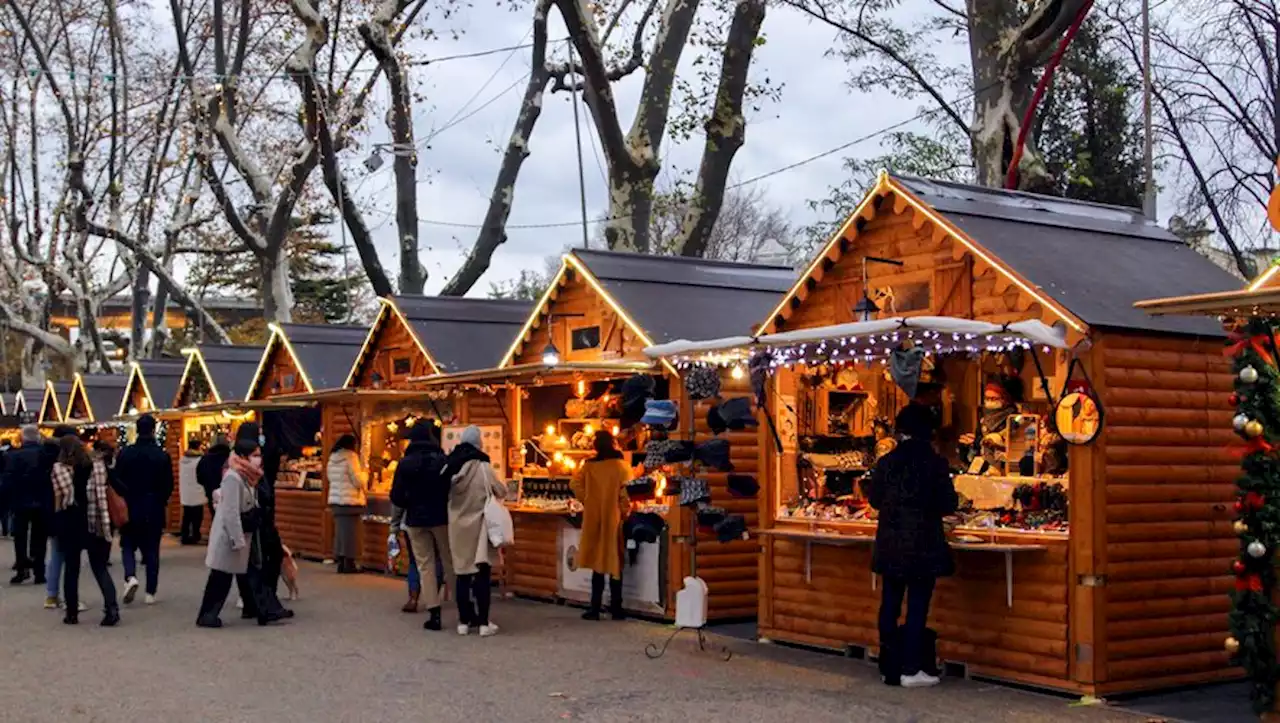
[1231,392,1241,406]
[1234,559,1247,575]
[1235,499,1245,514]
[1251,575,1265,593]
[1246,491,1267,509]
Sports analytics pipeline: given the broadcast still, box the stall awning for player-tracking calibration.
[266,388,427,404]
[408,360,657,387]
[643,316,1069,366]
[1134,286,1280,318]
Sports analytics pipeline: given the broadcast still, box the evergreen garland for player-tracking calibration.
[1228,317,1280,714]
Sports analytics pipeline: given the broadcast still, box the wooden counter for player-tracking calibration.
[275,488,328,560]
[758,521,1071,691]
[505,509,569,600]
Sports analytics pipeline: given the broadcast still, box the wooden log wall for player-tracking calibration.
[685,374,760,620]
[505,512,561,599]
[165,424,183,533]
[511,267,647,366]
[352,310,434,388]
[276,488,327,559]
[1095,331,1238,694]
[759,532,1072,687]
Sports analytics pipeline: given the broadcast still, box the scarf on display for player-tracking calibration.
[228,454,263,486]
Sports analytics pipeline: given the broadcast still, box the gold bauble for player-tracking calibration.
[1235,519,1250,535]
[1225,636,1241,654]
[1246,420,1265,438]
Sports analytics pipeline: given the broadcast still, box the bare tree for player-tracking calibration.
[1106,0,1273,278]
[784,0,1094,189]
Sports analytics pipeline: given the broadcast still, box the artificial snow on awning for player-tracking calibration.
[643,316,1069,368]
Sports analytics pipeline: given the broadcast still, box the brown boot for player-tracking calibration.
[401,590,420,613]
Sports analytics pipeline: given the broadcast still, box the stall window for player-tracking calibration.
[571,325,601,351]
[281,373,296,390]
[895,281,931,313]
[392,356,412,376]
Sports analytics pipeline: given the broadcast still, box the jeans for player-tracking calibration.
[121,525,162,594]
[63,533,117,615]
[456,563,492,626]
[878,575,937,676]
[404,533,421,595]
[180,506,204,544]
[46,538,65,598]
[12,508,48,576]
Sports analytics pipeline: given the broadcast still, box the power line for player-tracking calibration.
[415,87,981,231]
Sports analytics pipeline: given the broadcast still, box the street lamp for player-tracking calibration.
[542,342,561,367]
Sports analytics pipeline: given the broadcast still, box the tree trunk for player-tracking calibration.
[604,163,657,253]
[130,271,151,360]
[261,245,293,323]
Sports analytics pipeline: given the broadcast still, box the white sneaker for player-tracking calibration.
[456,624,470,636]
[144,594,156,605]
[900,672,940,688]
[479,623,499,638]
[122,577,139,604]
[77,602,88,612]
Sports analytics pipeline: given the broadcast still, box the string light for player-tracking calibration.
[669,331,1040,371]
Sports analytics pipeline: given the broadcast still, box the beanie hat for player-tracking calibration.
[684,367,721,401]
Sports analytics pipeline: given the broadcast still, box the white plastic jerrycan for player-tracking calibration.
[674,576,709,629]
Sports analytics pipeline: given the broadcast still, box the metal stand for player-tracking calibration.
[645,624,732,661]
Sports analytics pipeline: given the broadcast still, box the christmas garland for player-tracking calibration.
[1228,318,1280,714]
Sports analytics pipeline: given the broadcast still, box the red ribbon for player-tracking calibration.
[1226,333,1275,366]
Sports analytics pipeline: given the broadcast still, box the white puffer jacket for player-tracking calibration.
[326,448,368,507]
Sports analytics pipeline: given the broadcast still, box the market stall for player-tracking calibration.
[338,295,530,571]
[650,173,1240,695]
[13,387,41,424]
[245,322,368,559]
[455,248,794,621]
[62,372,129,445]
[38,379,71,428]
[1137,264,1280,714]
[164,344,263,532]
[119,359,186,417]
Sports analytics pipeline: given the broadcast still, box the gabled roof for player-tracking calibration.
[15,388,41,414]
[346,297,532,384]
[499,250,795,368]
[197,345,264,404]
[249,323,367,398]
[68,373,129,423]
[764,172,1239,338]
[41,380,71,423]
[132,359,186,412]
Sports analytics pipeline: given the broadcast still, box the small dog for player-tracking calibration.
[281,544,300,601]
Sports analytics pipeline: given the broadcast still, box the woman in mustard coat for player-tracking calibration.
[570,431,631,620]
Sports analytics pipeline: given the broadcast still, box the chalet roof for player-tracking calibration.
[571,249,796,343]
[277,323,367,392]
[44,380,72,422]
[16,388,42,414]
[892,175,1239,337]
[76,374,129,423]
[392,296,532,373]
[198,345,264,404]
[136,359,186,411]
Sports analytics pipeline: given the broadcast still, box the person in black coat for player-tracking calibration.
[197,435,230,518]
[111,414,174,604]
[4,424,64,584]
[255,440,292,618]
[866,403,958,688]
[389,423,451,630]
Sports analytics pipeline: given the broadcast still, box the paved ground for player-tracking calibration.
[0,537,1161,723]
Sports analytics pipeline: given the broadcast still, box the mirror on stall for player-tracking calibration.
[1054,391,1103,445]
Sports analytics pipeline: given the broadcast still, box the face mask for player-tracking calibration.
[250,456,263,469]
[258,435,267,447]
[983,398,1005,410]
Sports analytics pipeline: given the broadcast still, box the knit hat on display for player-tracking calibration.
[727,474,759,498]
[694,439,733,472]
[640,399,678,429]
[707,397,757,435]
[684,367,721,401]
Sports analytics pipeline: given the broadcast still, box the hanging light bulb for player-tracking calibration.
[731,365,745,380]
[542,342,561,367]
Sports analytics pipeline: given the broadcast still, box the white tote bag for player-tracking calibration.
[483,490,515,548]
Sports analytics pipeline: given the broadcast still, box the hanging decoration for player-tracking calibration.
[1226,318,1280,714]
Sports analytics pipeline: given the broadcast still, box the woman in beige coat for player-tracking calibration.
[445,425,506,637]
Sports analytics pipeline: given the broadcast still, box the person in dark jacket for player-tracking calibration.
[866,403,958,689]
[111,414,174,605]
[389,423,451,631]
[255,440,292,619]
[197,435,230,519]
[5,424,60,585]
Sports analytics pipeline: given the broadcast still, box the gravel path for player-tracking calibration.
[0,537,1160,723]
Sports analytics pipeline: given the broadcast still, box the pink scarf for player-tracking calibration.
[228,454,262,485]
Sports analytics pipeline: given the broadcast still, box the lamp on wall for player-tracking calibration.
[542,342,561,367]
[854,294,880,323]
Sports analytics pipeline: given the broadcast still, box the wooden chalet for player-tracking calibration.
[488,248,794,621]
[63,372,130,443]
[744,172,1241,695]
[119,359,186,417]
[39,380,72,427]
[245,323,368,559]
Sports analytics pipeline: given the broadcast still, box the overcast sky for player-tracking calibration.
[337,0,972,296]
